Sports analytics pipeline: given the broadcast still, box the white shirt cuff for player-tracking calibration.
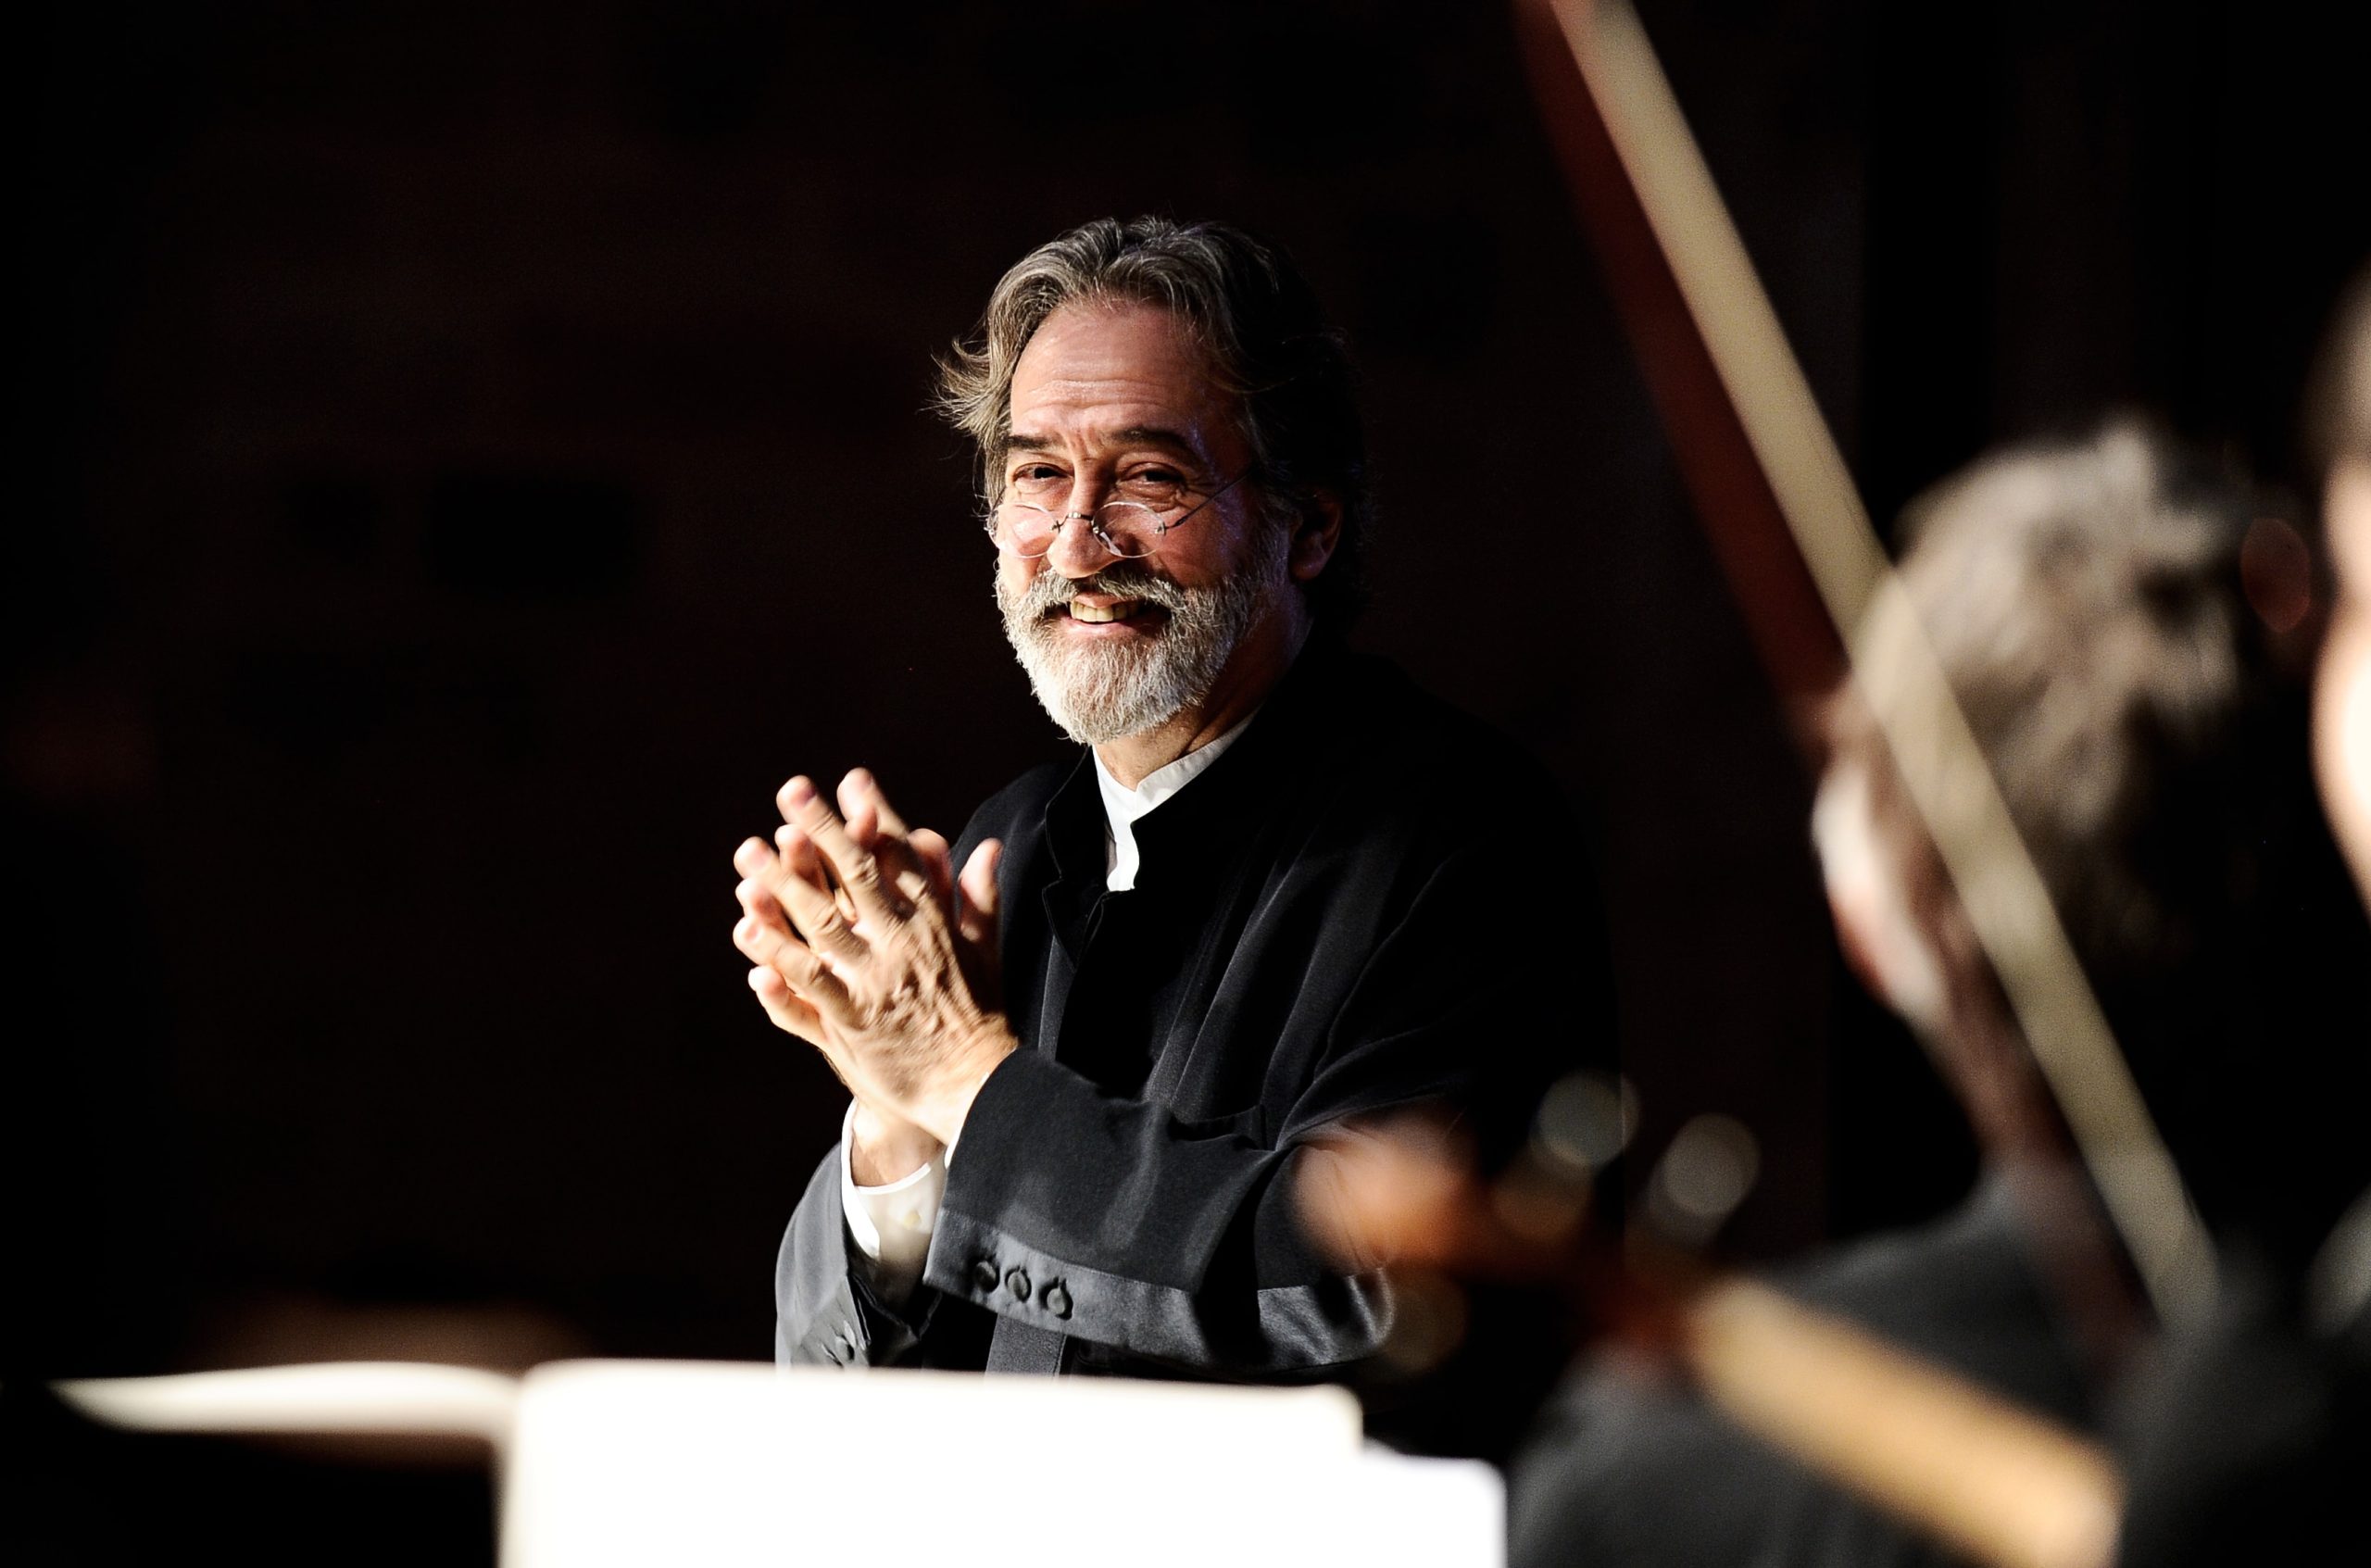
[837,1101,947,1303]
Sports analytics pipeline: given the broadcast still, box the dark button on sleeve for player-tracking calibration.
[971,1259,1001,1294]
[1040,1281,1072,1319]
[1005,1268,1033,1302]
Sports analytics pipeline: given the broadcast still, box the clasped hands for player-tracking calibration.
[733,769,1013,1183]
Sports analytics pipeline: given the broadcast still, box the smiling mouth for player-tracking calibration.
[1062,597,1160,625]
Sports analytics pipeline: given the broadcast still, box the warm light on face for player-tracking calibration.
[1812,760,1948,1035]
[2318,460,2371,909]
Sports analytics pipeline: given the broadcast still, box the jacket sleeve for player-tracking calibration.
[920,1050,1395,1374]
[917,839,1589,1376]
[773,1144,935,1367]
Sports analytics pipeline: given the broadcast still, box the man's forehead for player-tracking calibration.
[1001,301,1236,451]
[1014,296,1207,372]
[1002,423,1212,461]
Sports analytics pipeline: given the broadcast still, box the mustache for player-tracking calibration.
[1010,563,1193,620]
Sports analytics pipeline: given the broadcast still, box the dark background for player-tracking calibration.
[11,0,2365,1397]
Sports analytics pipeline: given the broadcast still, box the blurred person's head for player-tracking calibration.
[1815,423,2363,1256]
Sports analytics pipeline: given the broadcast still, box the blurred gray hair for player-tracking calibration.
[1837,421,2270,987]
[1823,423,2311,1188]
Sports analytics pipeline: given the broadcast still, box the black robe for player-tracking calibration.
[772,638,1610,1386]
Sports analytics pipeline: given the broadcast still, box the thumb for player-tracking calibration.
[957,838,1002,953]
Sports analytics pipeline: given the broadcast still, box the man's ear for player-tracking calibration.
[1289,493,1343,583]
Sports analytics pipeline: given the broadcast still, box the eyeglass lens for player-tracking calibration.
[994,502,1166,559]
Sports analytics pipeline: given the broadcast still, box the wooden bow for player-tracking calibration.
[1487,0,2231,1562]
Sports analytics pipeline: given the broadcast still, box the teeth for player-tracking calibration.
[1071,599,1142,624]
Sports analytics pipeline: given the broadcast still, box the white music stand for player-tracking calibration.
[57,1359,1503,1567]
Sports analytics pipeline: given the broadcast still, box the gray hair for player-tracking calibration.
[935,217,1371,626]
[1840,422,2270,987]
[1827,423,2317,1198]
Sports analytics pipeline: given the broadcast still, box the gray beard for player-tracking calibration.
[996,530,1287,746]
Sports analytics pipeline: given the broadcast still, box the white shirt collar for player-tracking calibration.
[1091,711,1258,891]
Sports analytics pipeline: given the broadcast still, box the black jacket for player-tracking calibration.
[774,639,1609,1382]
[1509,1181,2103,1568]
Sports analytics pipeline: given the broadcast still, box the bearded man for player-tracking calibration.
[731,217,1609,1388]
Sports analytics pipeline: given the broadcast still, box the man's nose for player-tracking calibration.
[1043,483,1116,578]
